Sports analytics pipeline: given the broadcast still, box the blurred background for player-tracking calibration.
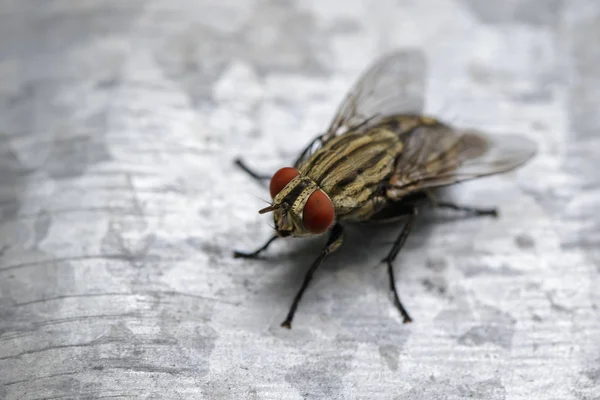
[0,0,599,399]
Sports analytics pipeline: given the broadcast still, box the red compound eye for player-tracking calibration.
[269,167,300,198]
[303,190,335,234]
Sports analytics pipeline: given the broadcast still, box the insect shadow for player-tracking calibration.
[250,189,484,327]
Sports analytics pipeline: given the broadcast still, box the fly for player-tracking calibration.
[232,50,537,329]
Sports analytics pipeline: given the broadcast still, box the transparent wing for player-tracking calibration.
[294,49,427,169]
[326,49,427,139]
[387,124,537,198]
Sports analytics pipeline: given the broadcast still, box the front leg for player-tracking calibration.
[234,158,271,184]
[281,223,344,329]
[236,132,326,182]
[233,235,279,259]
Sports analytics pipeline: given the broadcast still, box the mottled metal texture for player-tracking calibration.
[0,0,599,399]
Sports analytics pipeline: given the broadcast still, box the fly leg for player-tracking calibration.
[435,202,498,217]
[281,223,344,329]
[292,134,325,167]
[234,158,271,183]
[382,208,417,324]
[233,235,279,259]
[425,191,497,217]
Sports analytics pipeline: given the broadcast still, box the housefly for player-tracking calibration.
[233,50,536,329]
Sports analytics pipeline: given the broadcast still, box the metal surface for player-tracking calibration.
[1,0,599,399]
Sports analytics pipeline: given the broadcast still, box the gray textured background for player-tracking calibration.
[1,0,599,399]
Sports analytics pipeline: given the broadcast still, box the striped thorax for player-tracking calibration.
[263,126,403,237]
